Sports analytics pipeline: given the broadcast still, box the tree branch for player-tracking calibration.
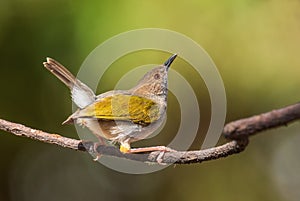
[223,102,300,139]
[1,102,300,164]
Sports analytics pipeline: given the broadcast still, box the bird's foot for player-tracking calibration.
[92,136,108,161]
[92,142,102,161]
[121,145,176,165]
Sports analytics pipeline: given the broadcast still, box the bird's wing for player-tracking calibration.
[76,94,160,124]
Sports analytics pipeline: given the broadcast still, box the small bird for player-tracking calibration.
[43,54,177,158]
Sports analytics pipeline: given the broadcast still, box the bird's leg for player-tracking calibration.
[130,146,176,164]
[119,142,175,164]
[93,136,108,161]
[129,146,175,153]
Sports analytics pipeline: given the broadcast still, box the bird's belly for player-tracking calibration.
[83,118,164,143]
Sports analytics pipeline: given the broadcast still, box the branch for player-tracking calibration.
[1,102,300,164]
[223,102,300,139]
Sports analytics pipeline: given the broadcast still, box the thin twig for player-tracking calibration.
[0,102,300,164]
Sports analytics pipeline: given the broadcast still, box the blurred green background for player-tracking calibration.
[1,0,300,201]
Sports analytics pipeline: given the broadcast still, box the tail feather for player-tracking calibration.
[43,58,77,89]
[43,57,96,109]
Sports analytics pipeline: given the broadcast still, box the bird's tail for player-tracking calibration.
[43,57,96,109]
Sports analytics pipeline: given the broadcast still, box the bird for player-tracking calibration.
[43,54,177,160]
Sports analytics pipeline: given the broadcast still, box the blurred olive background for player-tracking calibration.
[1,0,300,201]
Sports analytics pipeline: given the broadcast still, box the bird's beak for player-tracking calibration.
[164,53,177,69]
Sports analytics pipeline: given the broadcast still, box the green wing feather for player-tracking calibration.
[79,94,160,124]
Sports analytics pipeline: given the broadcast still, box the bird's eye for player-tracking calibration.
[154,73,160,79]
